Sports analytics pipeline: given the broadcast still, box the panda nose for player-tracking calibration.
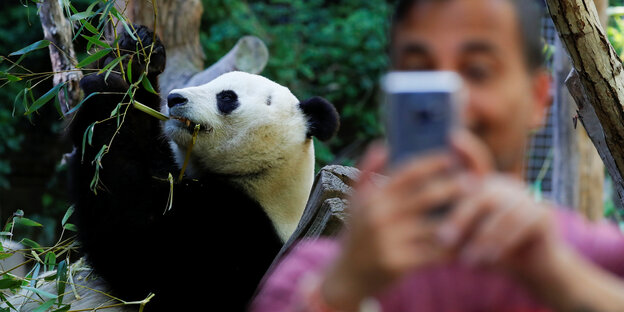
[167,93,188,108]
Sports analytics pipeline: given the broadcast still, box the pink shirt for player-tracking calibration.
[251,210,624,312]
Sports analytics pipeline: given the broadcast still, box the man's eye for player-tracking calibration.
[462,64,492,83]
[398,56,432,71]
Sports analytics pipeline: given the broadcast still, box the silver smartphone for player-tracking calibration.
[381,71,464,167]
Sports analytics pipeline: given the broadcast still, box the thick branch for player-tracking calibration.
[37,0,82,115]
[546,0,624,206]
[183,36,269,89]
[565,70,624,204]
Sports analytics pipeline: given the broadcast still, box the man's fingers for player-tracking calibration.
[378,221,446,275]
[385,152,456,196]
[450,130,494,176]
[395,173,470,218]
[437,183,492,247]
[458,194,527,265]
[355,142,388,187]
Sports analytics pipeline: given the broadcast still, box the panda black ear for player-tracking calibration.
[299,96,340,141]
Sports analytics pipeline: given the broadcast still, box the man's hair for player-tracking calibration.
[391,0,545,71]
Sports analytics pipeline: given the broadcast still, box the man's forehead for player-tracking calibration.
[394,0,521,50]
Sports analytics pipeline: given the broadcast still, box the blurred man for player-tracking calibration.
[251,0,624,311]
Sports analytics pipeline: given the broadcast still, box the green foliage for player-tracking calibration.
[201,0,391,167]
[0,2,43,189]
[608,13,624,59]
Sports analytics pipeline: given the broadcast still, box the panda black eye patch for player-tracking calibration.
[216,90,239,115]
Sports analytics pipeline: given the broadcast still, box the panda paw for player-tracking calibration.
[117,24,167,78]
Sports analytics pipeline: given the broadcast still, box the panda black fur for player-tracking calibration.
[68,25,339,311]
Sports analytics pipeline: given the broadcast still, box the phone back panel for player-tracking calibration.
[387,91,454,166]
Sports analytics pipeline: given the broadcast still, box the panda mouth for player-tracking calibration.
[170,116,213,133]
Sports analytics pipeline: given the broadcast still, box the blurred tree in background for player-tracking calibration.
[0,0,391,244]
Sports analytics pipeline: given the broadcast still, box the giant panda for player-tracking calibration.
[68,25,339,311]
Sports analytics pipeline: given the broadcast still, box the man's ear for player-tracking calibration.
[299,96,340,141]
[530,69,553,129]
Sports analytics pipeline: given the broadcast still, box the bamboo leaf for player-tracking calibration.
[32,299,56,312]
[141,75,158,94]
[14,217,42,227]
[56,260,67,305]
[24,82,66,115]
[9,40,51,56]
[81,19,99,35]
[29,263,40,287]
[12,88,25,117]
[63,224,77,232]
[82,35,111,49]
[111,8,138,41]
[52,306,71,312]
[61,206,74,226]
[110,103,123,118]
[127,57,133,83]
[22,287,57,300]
[1,72,22,82]
[81,122,96,162]
[77,48,111,68]
[69,11,93,21]
[20,238,42,252]
[98,54,126,76]
[44,252,56,270]
[68,91,100,115]
[0,277,22,290]
[69,1,98,21]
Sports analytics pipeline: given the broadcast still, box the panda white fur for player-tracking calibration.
[164,72,326,241]
[65,26,340,312]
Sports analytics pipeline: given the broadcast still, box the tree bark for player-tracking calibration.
[575,0,606,221]
[37,0,82,116]
[546,0,624,209]
[114,0,268,96]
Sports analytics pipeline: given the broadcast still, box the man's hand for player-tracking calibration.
[438,175,559,272]
[440,131,562,276]
[321,143,471,311]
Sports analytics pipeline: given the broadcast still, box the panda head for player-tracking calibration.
[162,71,339,178]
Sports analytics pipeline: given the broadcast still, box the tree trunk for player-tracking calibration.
[546,0,624,209]
[114,0,268,96]
[37,0,82,116]
[576,0,605,221]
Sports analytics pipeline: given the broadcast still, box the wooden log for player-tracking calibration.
[265,165,387,273]
[0,240,25,279]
